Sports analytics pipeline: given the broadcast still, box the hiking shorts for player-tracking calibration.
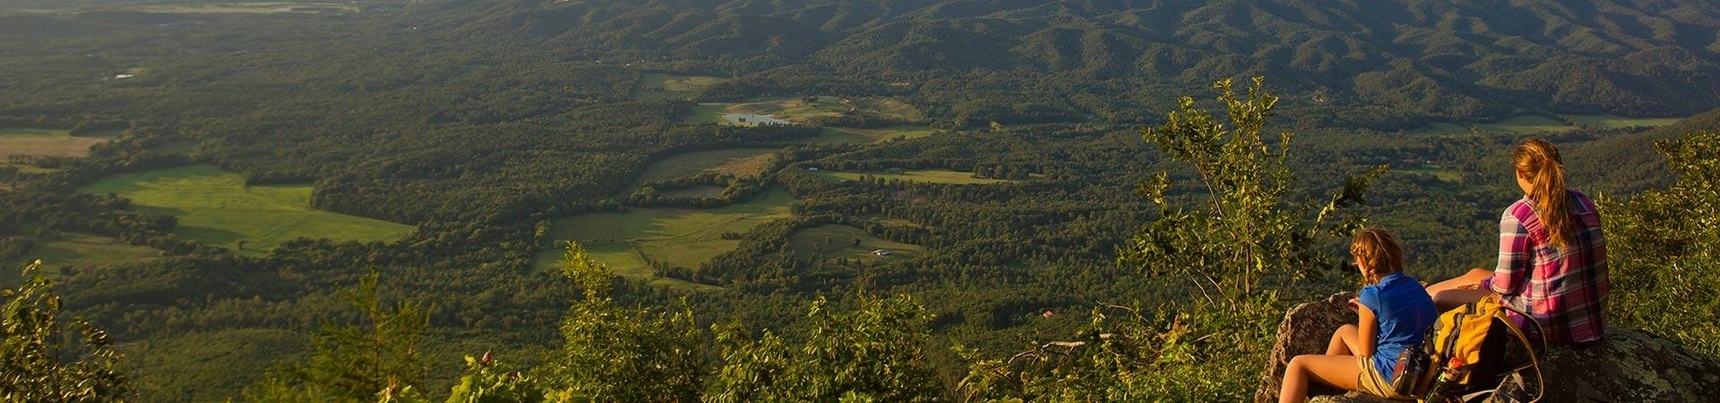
[1357,355,1410,400]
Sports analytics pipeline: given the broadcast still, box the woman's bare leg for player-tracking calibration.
[1281,354,1364,403]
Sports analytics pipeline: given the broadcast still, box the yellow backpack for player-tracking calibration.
[1392,294,1546,402]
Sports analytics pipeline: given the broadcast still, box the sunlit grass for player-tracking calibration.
[533,188,797,290]
[78,165,414,255]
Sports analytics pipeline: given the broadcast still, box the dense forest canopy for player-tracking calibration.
[2,0,1719,401]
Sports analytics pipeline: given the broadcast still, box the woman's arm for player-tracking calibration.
[1356,302,1379,358]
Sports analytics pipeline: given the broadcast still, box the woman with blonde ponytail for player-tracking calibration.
[1426,138,1610,344]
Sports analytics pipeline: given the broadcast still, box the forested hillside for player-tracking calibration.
[428,0,1720,125]
[3,0,1719,401]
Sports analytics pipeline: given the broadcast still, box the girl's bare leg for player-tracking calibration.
[1327,324,1361,356]
[1280,354,1363,403]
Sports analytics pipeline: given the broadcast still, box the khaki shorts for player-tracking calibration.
[1357,355,1411,400]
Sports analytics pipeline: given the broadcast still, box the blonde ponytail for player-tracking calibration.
[1512,139,1574,249]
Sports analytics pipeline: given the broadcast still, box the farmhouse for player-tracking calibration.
[871,249,892,256]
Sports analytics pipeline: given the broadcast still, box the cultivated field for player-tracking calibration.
[814,169,1015,185]
[1410,114,1683,135]
[0,127,113,159]
[630,73,726,101]
[78,165,414,254]
[787,224,925,262]
[533,188,796,290]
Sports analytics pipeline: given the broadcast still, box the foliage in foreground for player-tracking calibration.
[1,260,128,401]
[1604,130,1720,355]
[245,271,430,402]
[958,78,1381,401]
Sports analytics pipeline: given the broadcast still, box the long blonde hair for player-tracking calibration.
[1512,139,1574,249]
[1351,227,1404,285]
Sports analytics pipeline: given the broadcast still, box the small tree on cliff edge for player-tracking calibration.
[1127,76,1382,304]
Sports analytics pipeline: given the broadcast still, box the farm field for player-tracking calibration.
[808,126,939,144]
[533,188,796,290]
[787,224,925,262]
[813,169,1014,185]
[630,73,726,101]
[77,165,414,255]
[0,127,115,159]
[634,148,777,187]
[684,97,926,125]
[3,233,163,285]
[1409,114,1684,135]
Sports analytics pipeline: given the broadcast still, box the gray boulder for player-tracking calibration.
[1258,293,1720,403]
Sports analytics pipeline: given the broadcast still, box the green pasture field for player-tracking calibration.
[532,188,796,290]
[688,103,730,124]
[0,127,113,158]
[2,233,162,285]
[813,169,1014,185]
[684,97,926,125]
[1409,114,1683,135]
[634,148,777,187]
[78,165,414,255]
[129,2,357,14]
[807,126,938,145]
[787,224,925,262]
[630,73,726,101]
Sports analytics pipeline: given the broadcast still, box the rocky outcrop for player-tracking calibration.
[1258,293,1720,403]
[1255,292,1359,403]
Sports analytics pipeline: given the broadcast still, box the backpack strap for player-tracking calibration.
[1484,305,1547,403]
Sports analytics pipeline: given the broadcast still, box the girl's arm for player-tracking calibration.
[1356,303,1379,358]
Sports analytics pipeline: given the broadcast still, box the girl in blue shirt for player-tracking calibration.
[1280,228,1438,403]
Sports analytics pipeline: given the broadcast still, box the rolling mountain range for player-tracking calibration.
[422,0,1720,125]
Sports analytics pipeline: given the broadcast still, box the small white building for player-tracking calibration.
[871,249,892,256]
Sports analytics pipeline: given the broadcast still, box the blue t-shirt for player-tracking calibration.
[1359,272,1437,382]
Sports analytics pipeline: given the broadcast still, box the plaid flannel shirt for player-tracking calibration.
[1482,190,1609,344]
